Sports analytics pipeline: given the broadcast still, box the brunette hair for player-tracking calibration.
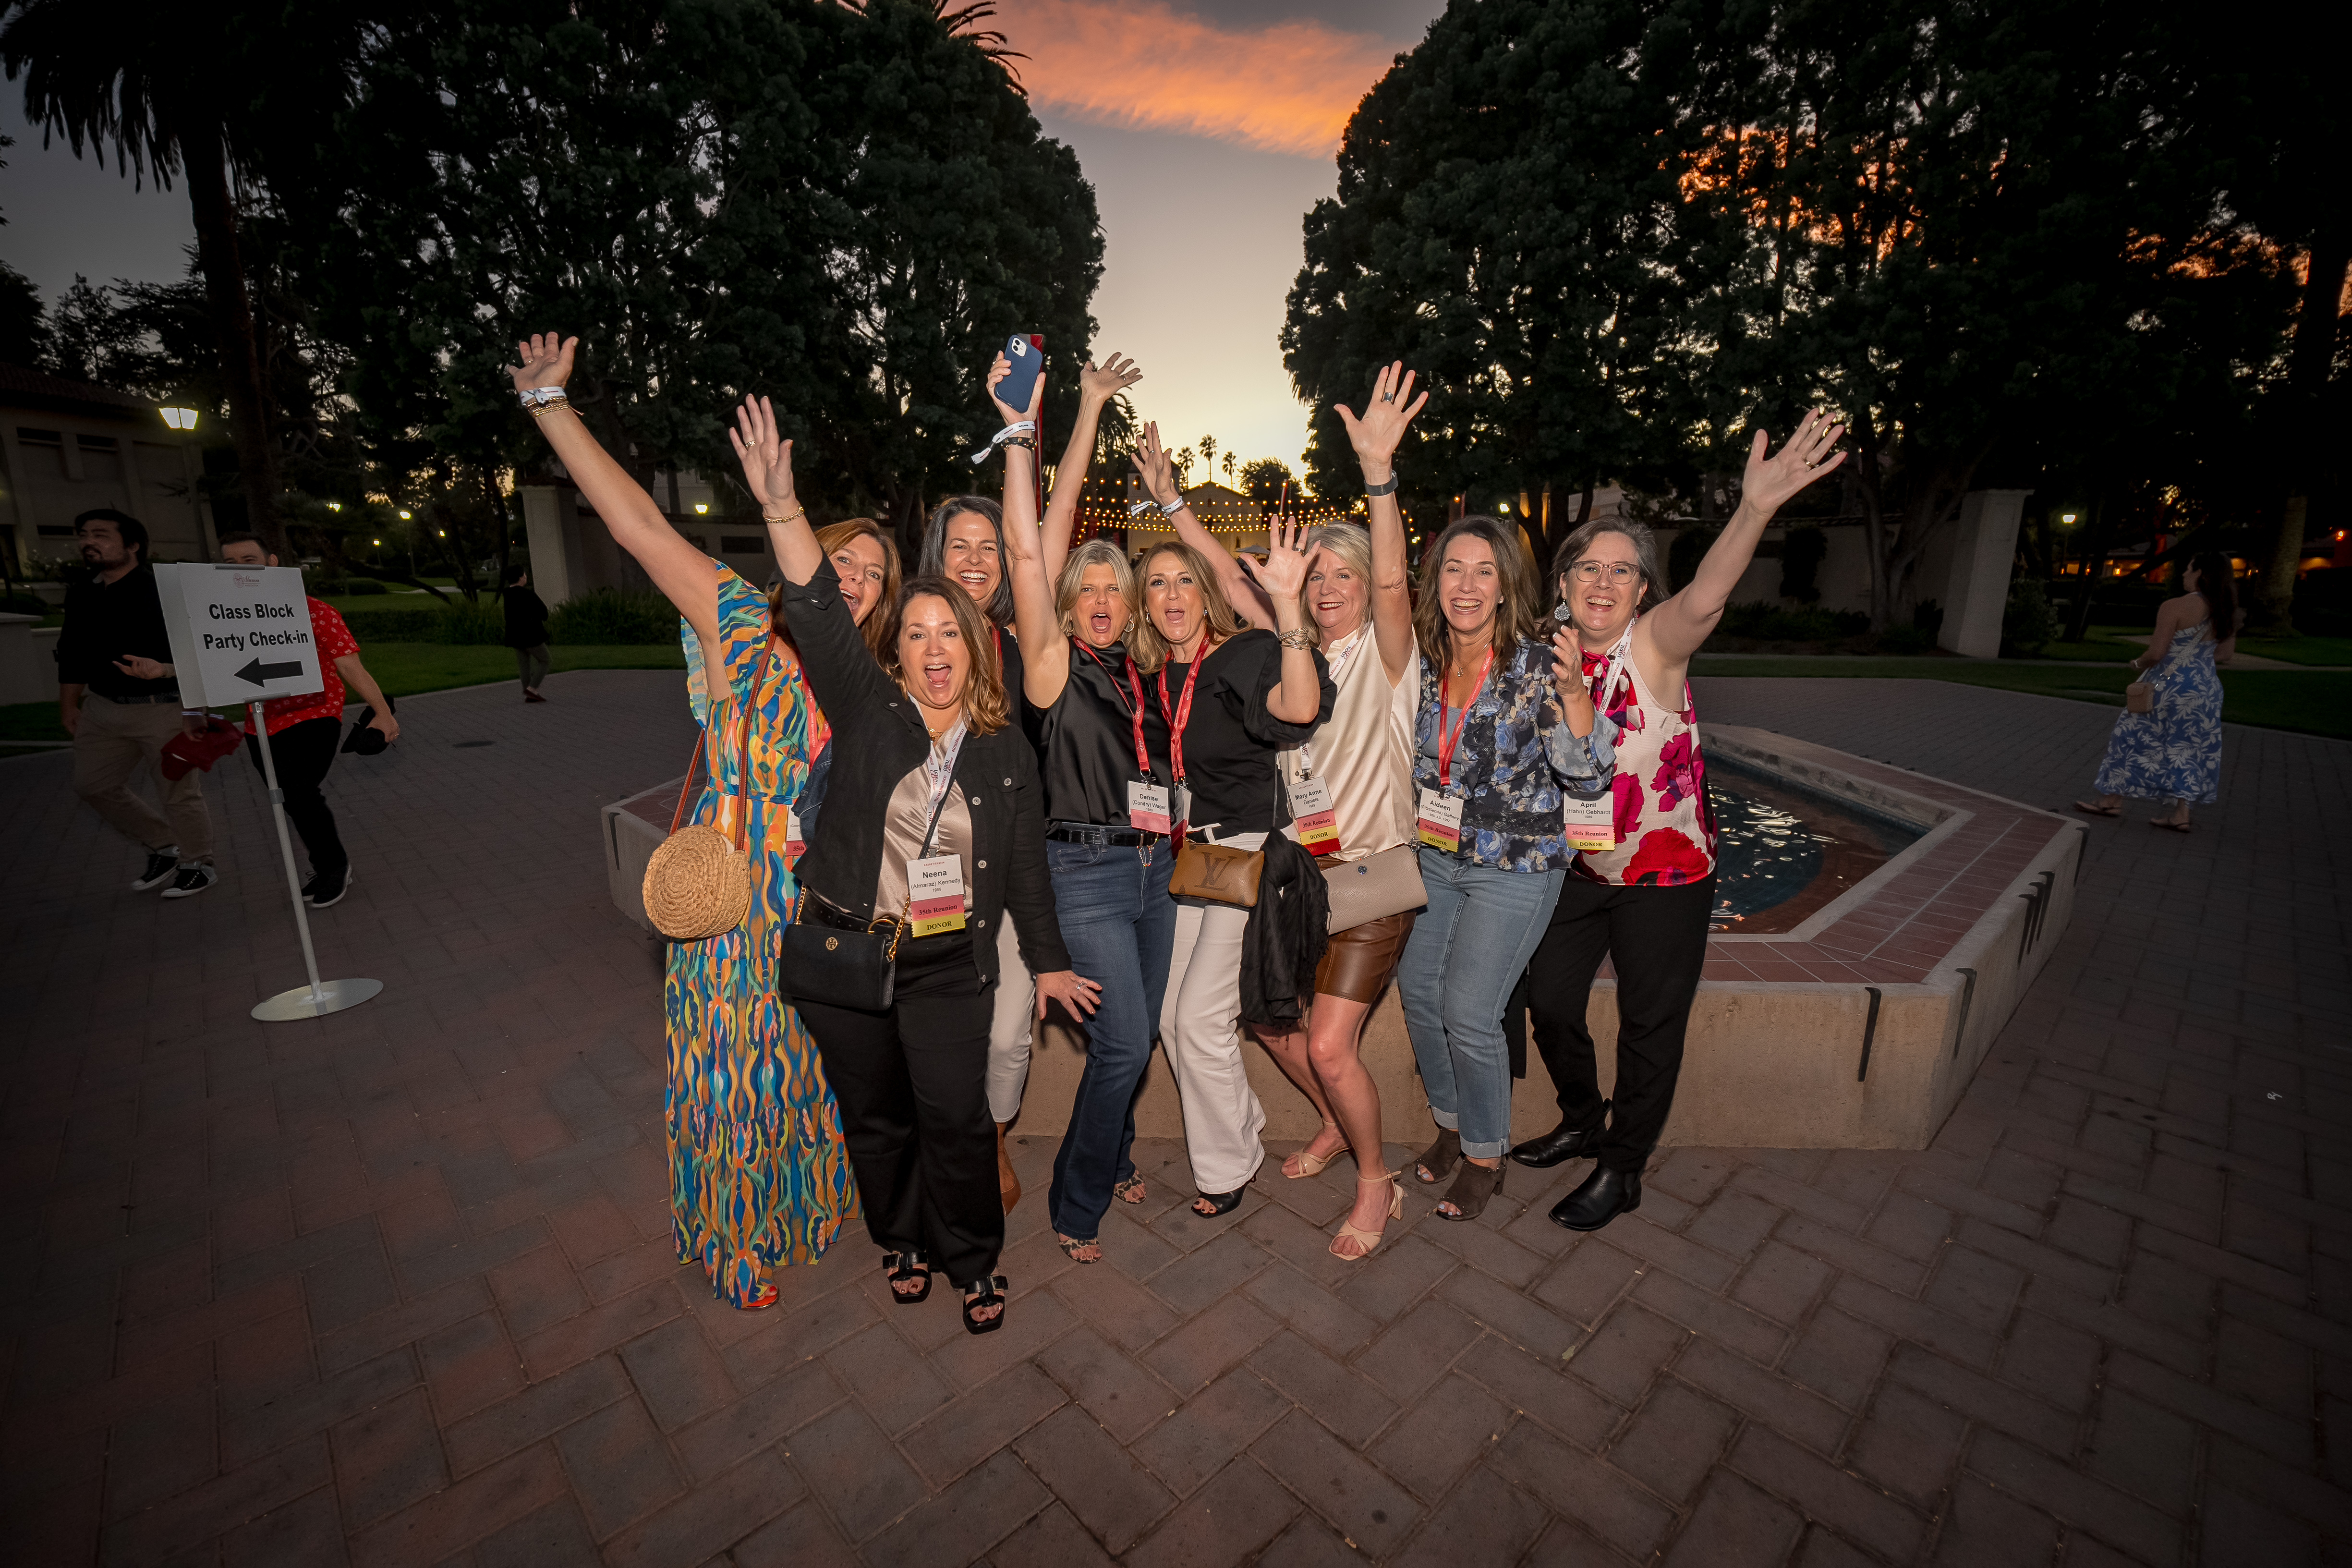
[1055,538,1137,641]
[2186,551,2237,643]
[1548,518,1668,617]
[770,517,901,658]
[1297,523,1374,649]
[918,495,1012,624]
[1128,541,1246,671]
[1413,515,1540,668]
[75,507,149,563]
[885,573,1009,734]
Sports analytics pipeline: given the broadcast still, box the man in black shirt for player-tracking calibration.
[55,509,218,897]
[502,564,552,702]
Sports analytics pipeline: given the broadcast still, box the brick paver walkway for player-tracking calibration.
[3,672,2344,1566]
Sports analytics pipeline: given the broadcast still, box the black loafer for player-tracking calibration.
[1549,1165,1642,1232]
[1510,1108,1608,1168]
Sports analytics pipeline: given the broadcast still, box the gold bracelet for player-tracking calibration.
[525,398,570,420]
[762,505,805,526]
[1278,627,1315,650]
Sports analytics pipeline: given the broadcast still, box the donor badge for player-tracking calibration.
[1562,788,1614,853]
[1416,788,1465,852]
[1288,775,1340,854]
[907,854,967,937]
[1128,780,1171,836]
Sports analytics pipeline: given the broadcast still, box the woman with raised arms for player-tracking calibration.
[1156,363,1427,1259]
[505,333,873,1310]
[727,393,1101,1335]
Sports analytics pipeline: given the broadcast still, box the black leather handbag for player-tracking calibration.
[776,772,953,1012]
[779,894,905,1012]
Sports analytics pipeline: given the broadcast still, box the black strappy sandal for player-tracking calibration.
[962,1274,1009,1335]
[883,1250,932,1304]
[1190,1187,1245,1219]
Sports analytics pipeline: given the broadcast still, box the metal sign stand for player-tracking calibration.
[246,699,382,1021]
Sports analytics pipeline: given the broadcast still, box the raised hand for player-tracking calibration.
[1333,360,1428,474]
[507,332,576,396]
[1247,514,1312,602]
[1079,352,1142,405]
[985,351,1043,426]
[1737,410,1846,518]
[727,396,799,517]
[1129,421,1180,507]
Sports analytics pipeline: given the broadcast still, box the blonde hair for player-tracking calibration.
[885,574,1010,734]
[1128,542,1245,672]
[1296,523,1374,650]
[769,517,901,659]
[1413,516,1540,668]
[1055,538,1137,641]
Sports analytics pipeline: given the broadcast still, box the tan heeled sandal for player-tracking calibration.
[1330,1172,1405,1261]
[1284,1121,1344,1179]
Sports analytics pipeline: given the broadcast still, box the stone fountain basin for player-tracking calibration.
[605,725,2082,1153]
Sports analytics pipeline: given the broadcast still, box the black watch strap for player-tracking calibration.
[1365,473,1399,498]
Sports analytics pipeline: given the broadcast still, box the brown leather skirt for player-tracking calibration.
[1315,908,1416,1003]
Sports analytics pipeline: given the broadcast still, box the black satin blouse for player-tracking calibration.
[1037,639,1173,826]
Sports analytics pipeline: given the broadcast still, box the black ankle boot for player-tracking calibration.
[1509,1105,1609,1169]
[1548,1164,1642,1231]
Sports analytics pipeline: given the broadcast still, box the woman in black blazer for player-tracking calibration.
[730,396,1100,1335]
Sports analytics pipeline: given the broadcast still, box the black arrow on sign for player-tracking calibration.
[232,658,305,686]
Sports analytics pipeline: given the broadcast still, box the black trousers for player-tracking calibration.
[794,930,1003,1288]
[1526,876,1714,1172]
[244,717,346,877]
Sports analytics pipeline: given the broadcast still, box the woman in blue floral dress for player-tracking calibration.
[2078,552,2236,833]
[509,332,890,1308]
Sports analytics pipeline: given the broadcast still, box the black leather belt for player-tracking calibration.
[1047,822,1160,847]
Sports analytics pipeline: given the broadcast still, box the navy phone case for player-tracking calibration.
[998,332,1045,413]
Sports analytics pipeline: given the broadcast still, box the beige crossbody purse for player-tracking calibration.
[643,639,773,940]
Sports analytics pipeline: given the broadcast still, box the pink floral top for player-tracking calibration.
[1574,641,1718,887]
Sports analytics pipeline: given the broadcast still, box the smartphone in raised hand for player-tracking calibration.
[997,332,1046,415]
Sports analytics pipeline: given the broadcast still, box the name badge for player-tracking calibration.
[907,854,967,937]
[785,806,807,863]
[1288,775,1340,854]
[1128,780,1171,836]
[1562,788,1614,853]
[1416,788,1465,852]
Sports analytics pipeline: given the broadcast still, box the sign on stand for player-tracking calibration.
[155,564,383,1023]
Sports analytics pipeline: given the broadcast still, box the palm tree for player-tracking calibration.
[0,0,298,556]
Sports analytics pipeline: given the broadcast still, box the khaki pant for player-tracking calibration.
[72,694,213,863]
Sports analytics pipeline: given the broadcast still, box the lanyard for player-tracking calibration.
[919,721,968,857]
[990,620,1004,669]
[1436,644,1495,789]
[1155,647,1210,785]
[1077,640,1154,781]
[1584,617,1637,715]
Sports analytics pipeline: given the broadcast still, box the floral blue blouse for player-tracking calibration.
[1413,638,1618,873]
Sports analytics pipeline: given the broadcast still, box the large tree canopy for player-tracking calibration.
[1285,0,2298,625]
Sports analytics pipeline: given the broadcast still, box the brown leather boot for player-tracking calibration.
[997,1121,1022,1213]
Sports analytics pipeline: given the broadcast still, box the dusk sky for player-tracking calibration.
[0,0,1444,474]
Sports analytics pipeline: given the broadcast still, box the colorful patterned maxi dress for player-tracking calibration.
[2092,623,2225,806]
[664,566,856,1307]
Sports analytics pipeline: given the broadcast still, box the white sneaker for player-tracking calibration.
[160,863,218,899]
[133,848,181,891]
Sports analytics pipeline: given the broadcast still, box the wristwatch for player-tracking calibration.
[1365,471,1399,498]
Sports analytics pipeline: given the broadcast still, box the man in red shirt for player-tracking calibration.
[219,535,400,905]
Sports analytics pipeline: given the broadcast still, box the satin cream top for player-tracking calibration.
[1279,623,1415,863]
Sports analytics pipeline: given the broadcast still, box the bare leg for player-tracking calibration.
[1302,995,1394,1252]
[1252,1023,1346,1175]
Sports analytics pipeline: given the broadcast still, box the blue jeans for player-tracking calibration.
[1396,849,1566,1158]
[1044,836,1177,1241]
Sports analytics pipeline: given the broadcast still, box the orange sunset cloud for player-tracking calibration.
[995,0,1401,158]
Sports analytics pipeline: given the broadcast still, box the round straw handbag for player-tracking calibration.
[643,641,771,940]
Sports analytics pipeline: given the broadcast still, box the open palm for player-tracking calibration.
[1334,360,1427,470]
[1739,411,1846,516]
[1249,516,1311,599]
[507,333,576,395]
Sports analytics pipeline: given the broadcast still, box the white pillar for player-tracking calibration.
[519,485,583,606]
[1940,489,2031,658]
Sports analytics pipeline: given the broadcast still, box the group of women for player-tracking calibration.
[507,332,1846,1335]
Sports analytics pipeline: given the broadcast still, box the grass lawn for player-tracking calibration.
[1,643,685,745]
[2237,634,2352,667]
[1689,656,2352,740]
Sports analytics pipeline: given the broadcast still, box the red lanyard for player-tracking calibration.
[1076,640,1154,781]
[990,620,1005,669]
[1155,647,1210,785]
[1436,645,1495,789]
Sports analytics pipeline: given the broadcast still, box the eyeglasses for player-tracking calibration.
[1568,560,1638,584]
